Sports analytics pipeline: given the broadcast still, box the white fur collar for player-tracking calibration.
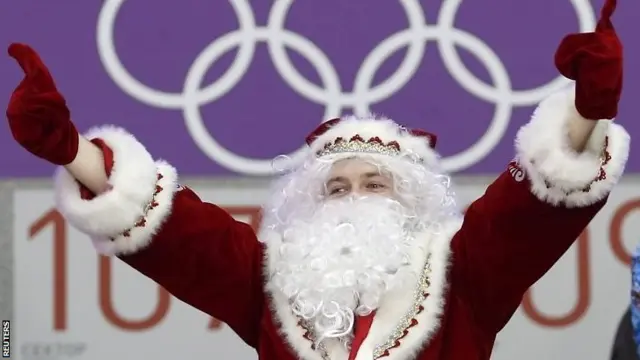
[261,219,462,360]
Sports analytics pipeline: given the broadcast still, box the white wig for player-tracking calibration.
[261,114,459,233]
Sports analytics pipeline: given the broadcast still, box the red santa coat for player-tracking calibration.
[53,87,629,360]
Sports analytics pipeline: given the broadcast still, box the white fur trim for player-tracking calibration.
[54,126,179,255]
[261,219,461,360]
[91,161,178,255]
[515,88,630,207]
[310,116,440,168]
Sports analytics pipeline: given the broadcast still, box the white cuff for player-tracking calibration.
[54,126,179,255]
[515,87,630,207]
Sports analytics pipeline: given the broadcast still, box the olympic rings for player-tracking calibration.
[96,0,596,175]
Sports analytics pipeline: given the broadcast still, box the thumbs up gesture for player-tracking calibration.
[554,0,623,120]
[6,43,79,165]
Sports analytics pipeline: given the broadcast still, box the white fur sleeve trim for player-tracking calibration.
[54,126,180,255]
[515,88,630,207]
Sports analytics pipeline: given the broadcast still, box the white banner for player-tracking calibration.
[12,178,640,359]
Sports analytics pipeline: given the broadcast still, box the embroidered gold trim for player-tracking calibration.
[317,137,401,158]
[373,255,432,359]
[299,319,331,360]
[297,255,433,359]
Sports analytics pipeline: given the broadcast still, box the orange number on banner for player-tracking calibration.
[521,230,590,327]
[208,317,224,329]
[609,198,640,266]
[99,256,171,331]
[29,209,68,331]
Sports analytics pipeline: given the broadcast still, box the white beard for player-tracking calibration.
[270,195,419,343]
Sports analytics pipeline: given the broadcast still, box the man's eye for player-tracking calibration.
[367,183,385,189]
[329,187,346,195]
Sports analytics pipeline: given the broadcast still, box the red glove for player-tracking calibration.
[5,43,79,165]
[554,0,622,120]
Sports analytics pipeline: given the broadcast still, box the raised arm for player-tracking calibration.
[449,0,629,334]
[5,44,265,347]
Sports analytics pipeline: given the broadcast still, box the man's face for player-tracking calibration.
[268,157,419,341]
[324,158,394,199]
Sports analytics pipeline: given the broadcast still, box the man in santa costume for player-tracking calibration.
[4,1,629,359]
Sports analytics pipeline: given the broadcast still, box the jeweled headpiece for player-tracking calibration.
[305,116,439,166]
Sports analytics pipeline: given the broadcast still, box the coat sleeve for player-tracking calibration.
[52,126,264,347]
[450,86,630,334]
[609,308,638,360]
